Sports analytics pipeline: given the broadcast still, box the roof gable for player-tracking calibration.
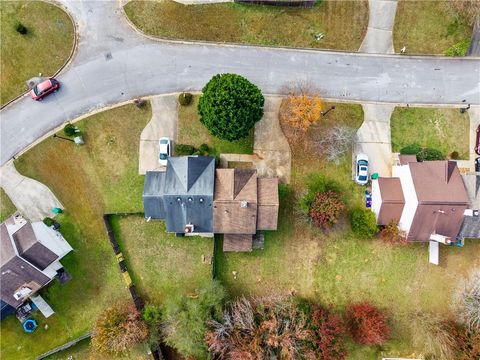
[168,156,215,193]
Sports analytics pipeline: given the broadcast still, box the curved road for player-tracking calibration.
[1,0,479,165]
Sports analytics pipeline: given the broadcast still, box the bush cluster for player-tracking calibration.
[350,209,378,239]
[63,124,78,137]
[379,221,407,245]
[198,73,264,141]
[178,92,193,106]
[346,302,390,346]
[309,191,345,229]
[174,144,195,155]
[445,39,471,57]
[400,143,445,161]
[15,22,27,35]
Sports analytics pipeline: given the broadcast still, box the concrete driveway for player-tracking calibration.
[139,95,178,174]
[354,104,394,177]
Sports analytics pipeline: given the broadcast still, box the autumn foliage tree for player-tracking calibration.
[346,302,390,346]
[92,303,149,355]
[284,93,323,132]
[308,191,345,229]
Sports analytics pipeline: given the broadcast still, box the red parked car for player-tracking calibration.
[30,78,59,100]
[475,125,480,155]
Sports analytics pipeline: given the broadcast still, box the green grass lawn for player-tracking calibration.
[0,188,16,222]
[177,95,254,156]
[393,0,472,55]
[1,104,151,360]
[0,1,74,105]
[391,107,470,159]
[214,102,480,358]
[124,0,368,51]
[111,215,214,305]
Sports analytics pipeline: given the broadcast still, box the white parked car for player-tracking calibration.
[355,153,369,185]
[159,137,171,166]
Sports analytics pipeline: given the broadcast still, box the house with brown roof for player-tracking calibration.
[372,159,470,243]
[1,213,72,319]
[143,156,279,252]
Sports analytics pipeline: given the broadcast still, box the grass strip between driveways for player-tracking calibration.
[124,0,368,51]
[391,107,470,159]
[0,1,74,106]
[393,0,472,55]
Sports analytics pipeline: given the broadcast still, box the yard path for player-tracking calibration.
[1,0,479,167]
[359,0,398,54]
[0,161,62,221]
[253,96,291,183]
[139,95,178,175]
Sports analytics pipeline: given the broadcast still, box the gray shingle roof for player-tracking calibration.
[458,216,480,239]
[143,156,215,233]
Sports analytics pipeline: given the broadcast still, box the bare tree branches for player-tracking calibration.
[313,125,355,164]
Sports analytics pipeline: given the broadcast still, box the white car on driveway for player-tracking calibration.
[159,137,171,166]
[355,153,369,185]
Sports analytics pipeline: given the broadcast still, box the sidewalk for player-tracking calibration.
[359,0,398,54]
[0,161,62,221]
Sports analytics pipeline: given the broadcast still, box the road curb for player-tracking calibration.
[0,0,79,111]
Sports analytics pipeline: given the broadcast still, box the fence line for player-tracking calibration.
[35,333,91,360]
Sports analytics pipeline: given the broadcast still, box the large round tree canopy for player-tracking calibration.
[198,74,264,141]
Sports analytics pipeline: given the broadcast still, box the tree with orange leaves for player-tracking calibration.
[284,93,323,132]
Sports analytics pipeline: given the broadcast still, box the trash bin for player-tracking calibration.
[371,173,379,180]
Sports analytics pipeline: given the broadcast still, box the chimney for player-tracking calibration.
[240,201,248,208]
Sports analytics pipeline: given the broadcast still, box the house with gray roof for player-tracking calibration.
[0,213,72,319]
[143,156,279,251]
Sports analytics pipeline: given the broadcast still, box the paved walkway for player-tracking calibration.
[1,0,479,166]
[139,95,178,175]
[359,0,398,54]
[354,105,394,177]
[0,161,62,221]
[456,106,480,172]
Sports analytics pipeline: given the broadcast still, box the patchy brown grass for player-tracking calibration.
[124,0,368,51]
[0,189,16,222]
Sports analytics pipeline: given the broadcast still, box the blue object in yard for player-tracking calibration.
[52,207,63,214]
[23,319,38,333]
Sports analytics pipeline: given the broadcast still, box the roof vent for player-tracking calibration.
[13,213,26,226]
[240,201,248,208]
[13,287,32,301]
[184,224,194,233]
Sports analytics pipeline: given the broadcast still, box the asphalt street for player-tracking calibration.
[1,0,479,165]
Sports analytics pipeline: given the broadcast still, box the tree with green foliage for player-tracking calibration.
[161,281,225,358]
[350,209,378,239]
[198,73,264,141]
[400,143,445,161]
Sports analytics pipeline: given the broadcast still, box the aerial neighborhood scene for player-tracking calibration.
[1,0,480,359]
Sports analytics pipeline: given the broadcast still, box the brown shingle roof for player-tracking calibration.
[257,178,279,230]
[377,178,405,225]
[408,161,469,241]
[223,234,253,252]
[213,201,258,234]
[399,155,417,165]
[214,169,234,200]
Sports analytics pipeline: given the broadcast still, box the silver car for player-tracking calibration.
[355,153,369,185]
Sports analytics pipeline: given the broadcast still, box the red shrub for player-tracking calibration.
[379,221,407,245]
[346,302,390,345]
[308,191,345,228]
[311,306,347,360]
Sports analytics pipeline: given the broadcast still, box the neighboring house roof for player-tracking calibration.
[376,178,405,225]
[458,216,480,240]
[408,161,469,242]
[461,173,480,209]
[143,156,216,233]
[398,155,417,165]
[0,214,72,309]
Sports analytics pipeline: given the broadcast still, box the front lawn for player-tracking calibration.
[214,102,480,358]
[177,95,254,156]
[124,0,368,51]
[1,103,151,360]
[393,0,472,55]
[111,214,214,305]
[390,107,470,159]
[0,189,16,222]
[0,1,74,105]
